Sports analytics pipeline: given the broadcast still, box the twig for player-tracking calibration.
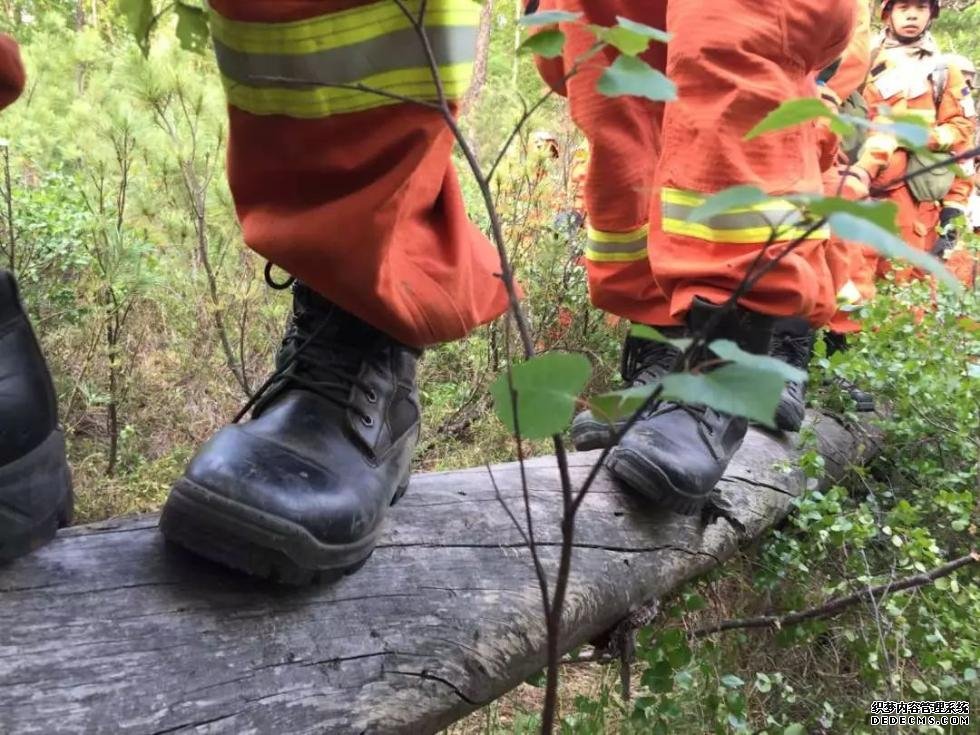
[687,552,977,638]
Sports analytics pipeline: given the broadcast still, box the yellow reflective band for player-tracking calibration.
[209,0,481,56]
[222,63,473,118]
[662,219,830,244]
[587,224,649,243]
[585,225,648,263]
[661,187,805,215]
[661,187,830,244]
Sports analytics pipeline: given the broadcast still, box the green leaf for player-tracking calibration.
[662,364,785,428]
[490,352,592,439]
[754,672,772,693]
[597,56,677,102]
[590,25,651,56]
[118,0,153,53]
[629,324,693,351]
[667,641,693,668]
[518,29,565,58]
[838,114,930,149]
[964,668,977,682]
[827,213,961,290]
[687,186,769,224]
[720,674,745,689]
[745,98,833,141]
[615,16,671,43]
[519,10,581,26]
[880,114,931,148]
[684,593,707,611]
[591,383,658,422]
[175,2,209,53]
[783,725,807,735]
[589,322,698,421]
[798,196,899,234]
[642,660,675,693]
[708,339,806,383]
[523,668,546,687]
[910,678,929,694]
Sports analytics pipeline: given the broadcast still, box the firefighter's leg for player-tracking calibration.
[537,0,675,451]
[608,0,855,513]
[160,0,501,583]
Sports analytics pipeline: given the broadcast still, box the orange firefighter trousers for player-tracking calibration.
[213,0,854,346]
[207,0,510,348]
[537,0,855,327]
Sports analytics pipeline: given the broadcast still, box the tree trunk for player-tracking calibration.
[461,0,494,115]
[0,413,881,735]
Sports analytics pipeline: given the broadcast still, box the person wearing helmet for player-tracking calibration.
[854,0,975,274]
[879,0,940,43]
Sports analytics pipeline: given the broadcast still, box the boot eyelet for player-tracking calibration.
[365,389,378,404]
[361,415,375,428]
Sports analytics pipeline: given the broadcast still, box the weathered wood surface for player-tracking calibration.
[0,412,878,735]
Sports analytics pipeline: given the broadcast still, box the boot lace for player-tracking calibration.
[233,304,375,425]
[771,332,811,369]
[621,337,682,386]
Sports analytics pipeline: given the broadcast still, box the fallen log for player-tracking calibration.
[0,412,878,735]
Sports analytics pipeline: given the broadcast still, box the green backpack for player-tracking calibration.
[906,60,957,204]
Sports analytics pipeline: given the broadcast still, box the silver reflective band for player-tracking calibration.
[214,25,479,90]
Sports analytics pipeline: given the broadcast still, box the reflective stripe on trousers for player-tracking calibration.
[209,0,480,118]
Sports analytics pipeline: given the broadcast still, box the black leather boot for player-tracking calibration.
[570,327,685,451]
[606,299,774,515]
[160,283,422,584]
[0,270,73,563]
[824,332,875,412]
[771,317,814,433]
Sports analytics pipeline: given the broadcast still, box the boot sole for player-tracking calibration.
[159,476,409,586]
[606,448,710,516]
[0,429,74,563]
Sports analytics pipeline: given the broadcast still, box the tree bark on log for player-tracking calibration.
[0,412,879,735]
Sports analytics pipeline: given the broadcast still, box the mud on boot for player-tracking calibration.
[0,270,73,563]
[160,283,421,585]
[606,299,774,515]
[570,326,686,451]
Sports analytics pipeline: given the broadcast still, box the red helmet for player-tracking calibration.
[880,0,941,20]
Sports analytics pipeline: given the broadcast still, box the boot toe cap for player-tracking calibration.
[609,421,721,509]
[183,426,389,545]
